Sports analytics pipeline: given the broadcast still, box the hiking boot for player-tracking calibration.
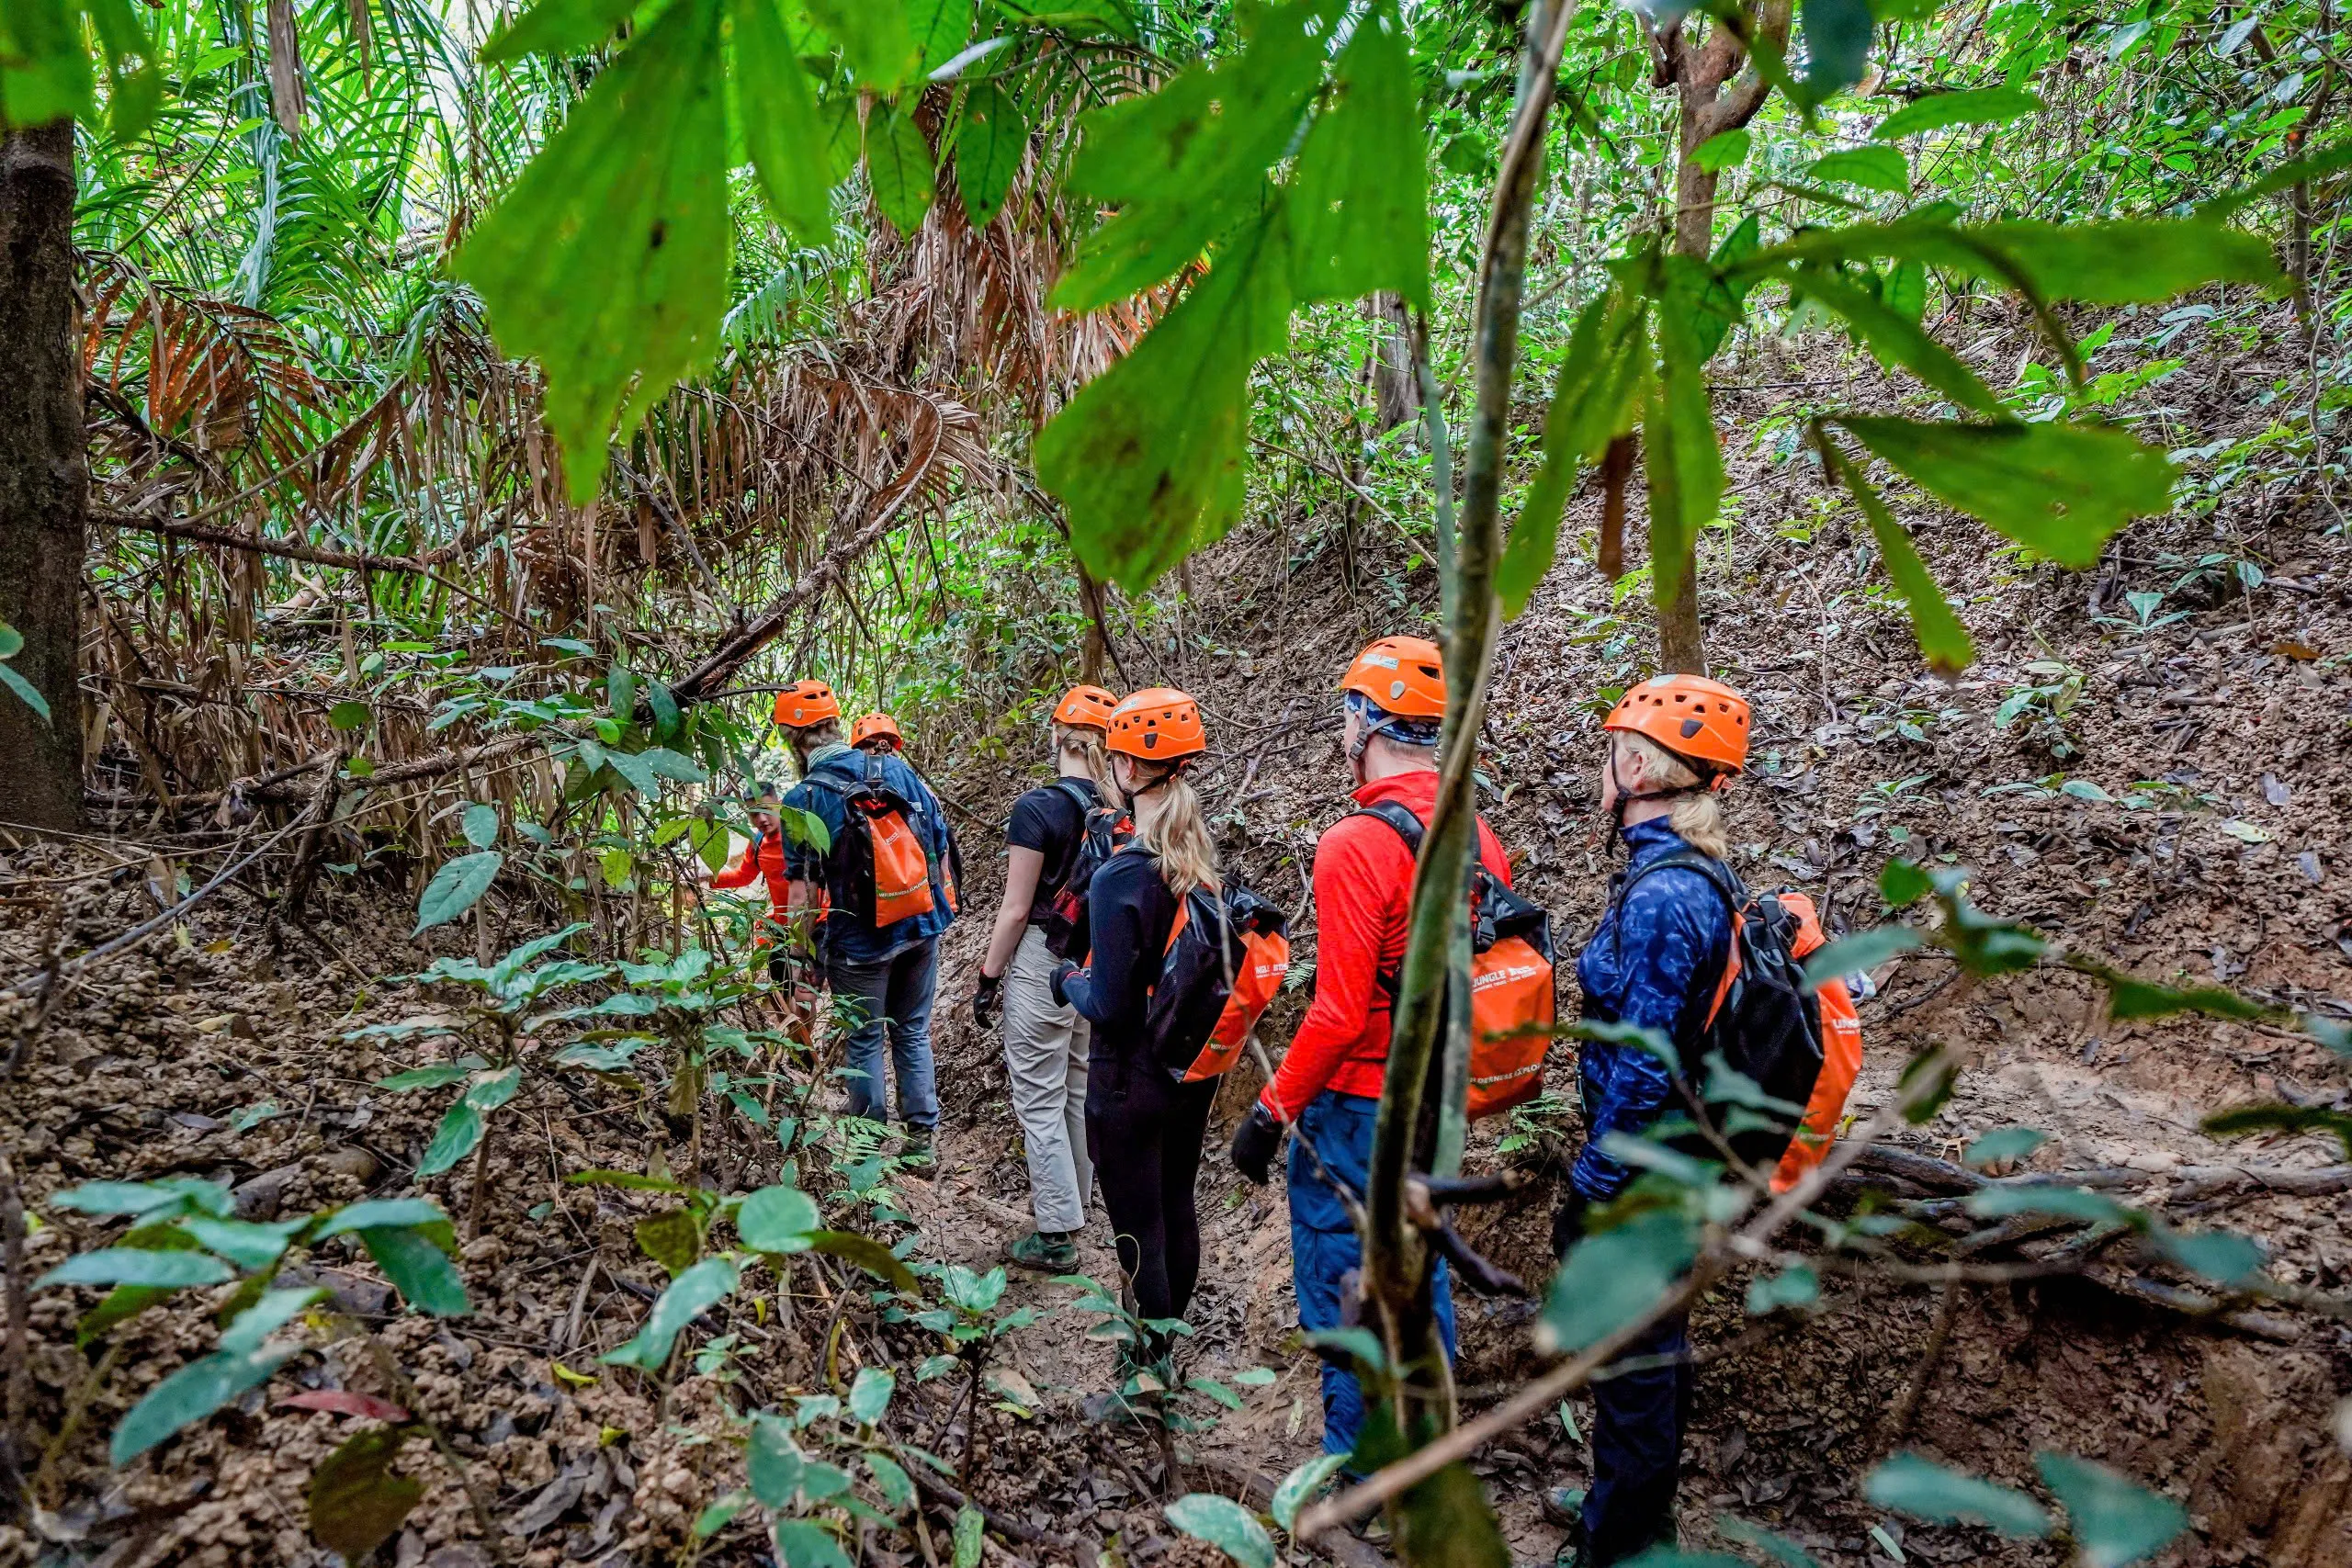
[1006,1230,1079,1272]
[1541,1485,1586,1530]
[899,1126,935,1171]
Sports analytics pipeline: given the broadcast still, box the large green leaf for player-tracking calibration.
[736,1183,821,1252]
[1287,0,1427,310]
[803,0,920,87]
[50,1179,230,1220]
[1036,200,1294,591]
[2034,1454,2188,1568]
[1395,1461,1510,1568]
[1793,267,2001,415]
[0,660,51,724]
[314,1199,456,1241]
[414,1100,484,1179]
[458,0,730,501]
[730,0,834,244]
[414,851,503,934]
[1837,418,2173,569]
[1645,304,1723,629]
[1825,445,1974,673]
[906,0,970,73]
[1798,0,1871,100]
[0,0,94,128]
[1873,85,2041,139]
[865,102,936,236]
[775,1519,856,1568]
[956,80,1026,227]
[178,1216,304,1273]
[1538,1208,1700,1354]
[110,1344,295,1464]
[309,1425,425,1561]
[1500,290,1648,616]
[38,1248,234,1291]
[359,1226,471,1317]
[1051,1,1333,310]
[1164,1494,1274,1568]
[805,1229,921,1292]
[1865,1453,2052,1538]
[603,1256,739,1368]
[1808,145,1908,194]
[848,1366,895,1424]
[1270,1453,1348,1532]
[1744,217,2279,305]
[480,0,638,61]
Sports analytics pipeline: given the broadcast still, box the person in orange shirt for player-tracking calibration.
[707,785,815,1036]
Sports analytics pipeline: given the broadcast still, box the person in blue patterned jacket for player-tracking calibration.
[1552,673,1753,1566]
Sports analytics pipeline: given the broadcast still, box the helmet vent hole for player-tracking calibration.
[1680,718,1704,739]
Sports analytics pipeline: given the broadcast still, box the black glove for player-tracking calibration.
[1550,1189,1592,1259]
[972,972,1001,1029]
[1049,961,1080,1008]
[1229,1102,1285,1186]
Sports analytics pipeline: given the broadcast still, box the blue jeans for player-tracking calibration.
[825,939,940,1129]
[1582,1308,1692,1563]
[1286,1090,1456,1458]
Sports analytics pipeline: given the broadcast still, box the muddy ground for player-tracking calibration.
[5,294,2350,1568]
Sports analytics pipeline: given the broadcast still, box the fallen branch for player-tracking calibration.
[95,508,441,576]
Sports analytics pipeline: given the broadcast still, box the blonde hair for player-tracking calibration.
[1129,764,1220,897]
[1054,722,1119,802]
[1615,732,1731,859]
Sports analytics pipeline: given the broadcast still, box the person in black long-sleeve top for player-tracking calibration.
[1050,689,1221,1373]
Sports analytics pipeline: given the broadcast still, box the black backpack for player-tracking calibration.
[803,753,945,929]
[1039,782,1134,960]
[1129,859,1291,1084]
[1611,850,1826,1172]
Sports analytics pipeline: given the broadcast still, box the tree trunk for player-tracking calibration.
[1369,292,1415,434]
[0,123,86,835]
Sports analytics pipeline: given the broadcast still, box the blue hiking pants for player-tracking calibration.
[1582,1308,1693,1563]
[1285,1089,1456,1458]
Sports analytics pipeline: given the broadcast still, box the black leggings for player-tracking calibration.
[1086,1057,1218,1336]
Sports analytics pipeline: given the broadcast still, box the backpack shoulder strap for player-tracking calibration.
[1353,798,1427,854]
[1617,847,1742,911]
[1050,778,1093,812]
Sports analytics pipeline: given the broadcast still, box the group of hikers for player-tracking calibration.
[709,639,1852,1567]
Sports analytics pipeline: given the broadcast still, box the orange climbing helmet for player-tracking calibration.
[1340,636,1447,718]
[1602,673,1751,773]
[851,713,903,750]
[773,681,841,729]
[1052,684,1119,730]
[1105,688,1207,762]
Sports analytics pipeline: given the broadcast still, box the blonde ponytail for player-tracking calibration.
[1617,732,1731,859]
[1132,767,1220,897]
[1054,722,1119,803]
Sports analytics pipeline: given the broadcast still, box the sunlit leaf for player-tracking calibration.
[849,1366,895,1424]
[603,1256,739,1369]
[1501,290,1647,617]
[480,0,637,61]
[1164,1494,1273,1568]
[1692,129,1749,171]
[1288,0,1428,310]
[1808,145,1908,194]
[803,0,920,88]
[1873,86,2041,139]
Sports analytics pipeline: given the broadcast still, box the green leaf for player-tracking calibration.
[735,1184,820,1253]
[314,1200,455,1241]
[2199,137,2352,219]
[1502,290,1647,617]
[1798,268,2001,415]
[2153,1224,2267,1287]
[1038,200,1292,592]
[2203,1101,2352,1157]
[1271,1453,1348,1532]
[1836,418,2173,570]
[1395,1460,1510,1568]
[1799,0,1872,100]
[1969,218,2282,304]
[328,699,370,732]
[359,1226,471,1317]
[1646,301,1724,632]
[730,0,834,244]
[461,804,500,851]
[1808,145,1908,194]
[51,1179,230,1220]
[1288,1,1427,310]
[219,1287,330,1354]
[1538,1209,1701,1354]
[956,80,1025,226]
[748,1415,808,1505]
[646,680,682,739]
[1965,1186,2132,1225]
[0,659,51,724]
[0,623,19,657]
[604,1256,738,1368]
[1880,859,1931,908]
[2063,958,2273,1024]
[776,1519,857,1568]
[953,1504,984,1568]
[1963,1127,2048,1168]
[804,0,921,87]
[636,1207,703,1278]
[1743,1263,1819,1314]
[1713,1516,1824,1568]
[602,748,662,797]
[481,0,639,61]
[806,1229,915,1288]
[177,1217,302,1273]
[906,0,969,72]
[1874,85,2041,139]
[865,1450,916,1511]
[1692,129,1750,171]
[309,1425,425,1560]
[865,103,936,235]
[2034,1453,2187,1568]
[458,0,730,502]
[37,1248,234,1291]
[110,1344,295,1465]
[414,851,503,934]
[414,1100,485,1180]
[1826,449,1976,673]
[1165,1494,1273,1568]
[1865,1452,2052,1538]
[848,1366,895,1424]
[0,0,96,128]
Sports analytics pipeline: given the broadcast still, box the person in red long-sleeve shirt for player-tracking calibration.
[707,786,817,1039]
[1227,637,1515,1464]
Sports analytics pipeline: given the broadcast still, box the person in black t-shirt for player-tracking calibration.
[973,684,1122,1271]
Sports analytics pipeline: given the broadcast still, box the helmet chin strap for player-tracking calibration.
[1603,745,1715,841]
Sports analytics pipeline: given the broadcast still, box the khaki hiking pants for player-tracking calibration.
[1004,926,1092,1234]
